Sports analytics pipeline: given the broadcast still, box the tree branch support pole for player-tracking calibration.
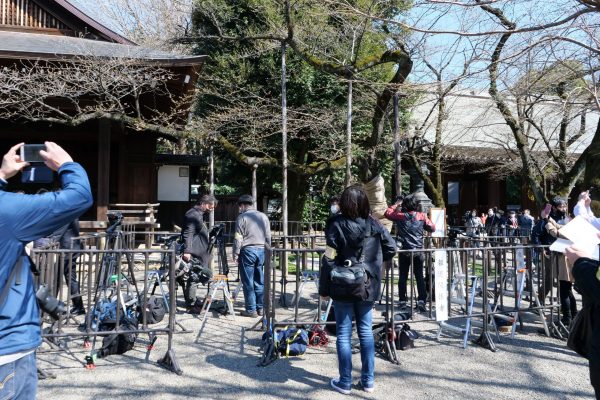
[209,144,215,227]
[281,42,289,242]
[345,79,353,187]
[393,93,402,197]
[252,163,258,207]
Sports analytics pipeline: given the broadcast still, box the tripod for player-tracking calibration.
[84,212,139,352]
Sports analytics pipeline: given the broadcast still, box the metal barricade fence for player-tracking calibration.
[260,240,565,365]
[31,237,187,374]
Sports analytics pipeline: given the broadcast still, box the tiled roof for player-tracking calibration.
[0,30,205,66]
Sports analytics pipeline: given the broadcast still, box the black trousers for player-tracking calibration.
[398,252,426,302]
[54,255,82,305]
[559,280,577,320]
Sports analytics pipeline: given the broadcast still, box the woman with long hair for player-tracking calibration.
[319,185,396,395]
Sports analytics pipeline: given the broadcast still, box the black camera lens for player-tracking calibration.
[36,284,66,320]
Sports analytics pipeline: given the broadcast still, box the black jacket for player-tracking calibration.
[319,215,396,302]
[485,214,506,236]
[384,206,435,250]
[182,206,210,266]
[572,257,600,375]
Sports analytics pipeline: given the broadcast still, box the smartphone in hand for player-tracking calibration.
[20,144,46,163]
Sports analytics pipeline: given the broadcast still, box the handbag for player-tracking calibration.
[329,220,371,302]
[396,323,419,351]
[567,303,594,359]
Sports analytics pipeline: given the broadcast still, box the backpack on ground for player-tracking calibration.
[98,316,139,358]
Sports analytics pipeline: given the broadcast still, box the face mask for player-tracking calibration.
[488,211,494,217]
[555,210,566,219]
[330,205,339,214]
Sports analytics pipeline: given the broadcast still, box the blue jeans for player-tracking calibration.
[333,300,375,390]
[238,247,265,313]
[0,352,37,400]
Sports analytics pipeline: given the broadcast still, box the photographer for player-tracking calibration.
[384,194,435,312]
[0,142,92,399]
[545,196,576,326]
[182,194,218,266]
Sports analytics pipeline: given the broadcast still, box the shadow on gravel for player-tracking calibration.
[203,353,330,399]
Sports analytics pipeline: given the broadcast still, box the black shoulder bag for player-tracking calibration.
[329,220,371,302]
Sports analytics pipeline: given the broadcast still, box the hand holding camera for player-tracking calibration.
[0,142,29,181]
[39,142,73,171]
[1,142,74,182]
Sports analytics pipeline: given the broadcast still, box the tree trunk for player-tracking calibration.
[287,170,309,235]
[583,119,600,190]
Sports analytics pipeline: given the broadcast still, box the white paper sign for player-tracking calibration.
[430,208,446,238]
[434,250,449,322]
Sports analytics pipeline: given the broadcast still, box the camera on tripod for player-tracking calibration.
[106,211,124,234]
[447,227,464,242]
[36,284,66,320]
[209,223,225,239]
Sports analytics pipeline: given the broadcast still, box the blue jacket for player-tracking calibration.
[0,162,92,356]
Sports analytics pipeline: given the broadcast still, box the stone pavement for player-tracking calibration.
[37,277,595,400]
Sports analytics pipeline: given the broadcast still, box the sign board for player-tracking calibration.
[447,181,459,205]
[434,250,449,322]
[157,165,189,202]
[430,208,446,238]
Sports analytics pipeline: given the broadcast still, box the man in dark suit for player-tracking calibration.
[182,194,217,267]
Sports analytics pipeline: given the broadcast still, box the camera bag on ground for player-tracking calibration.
[329,220,371,302]
[98,316,139,358]
[396,323,419,350]
[138,295,166,325]
[274,326,309,357]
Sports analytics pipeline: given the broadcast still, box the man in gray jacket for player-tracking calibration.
[233,195,271,317]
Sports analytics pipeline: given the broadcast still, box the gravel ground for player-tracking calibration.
[37,277,595,400]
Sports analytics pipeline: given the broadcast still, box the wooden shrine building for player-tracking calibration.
[0,0,205,224]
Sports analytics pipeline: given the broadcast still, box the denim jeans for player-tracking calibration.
[0,352,37,400]
[238,246,265,313]
[333,300,375,390]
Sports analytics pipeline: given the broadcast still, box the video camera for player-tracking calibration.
[447,227,464,240]
[106,211,124,234]
[182,258,213,285]
[209,223,225,239]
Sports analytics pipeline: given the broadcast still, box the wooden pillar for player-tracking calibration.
[97,119,111,221]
